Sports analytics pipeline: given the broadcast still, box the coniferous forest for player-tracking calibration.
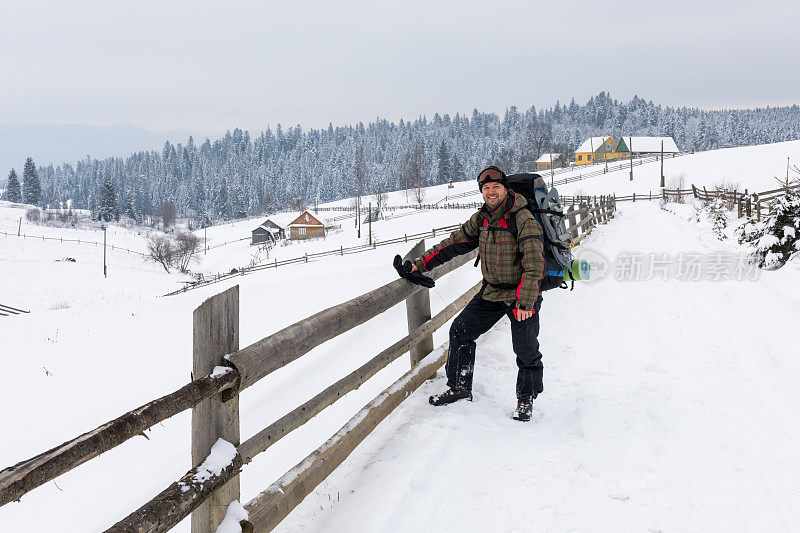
[4,92,800,224]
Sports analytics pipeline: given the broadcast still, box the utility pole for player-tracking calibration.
[589,137,595,167]
[102,224,107,278]
[17,217,21,236]
[368,202,372,246]
[629,137,634,181]
[660,140,665,188]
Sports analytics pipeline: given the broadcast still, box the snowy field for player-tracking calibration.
[1,141,800,531]
[3,139,798,313]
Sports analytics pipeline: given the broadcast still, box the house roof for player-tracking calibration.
[251,213,294,232]
[575,136,615,154]
[252,223,282,234]
[288,209,327,227]
[535,153,565,164]
[616,136,679,153]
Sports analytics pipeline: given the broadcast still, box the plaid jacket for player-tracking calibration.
[413,191,545,310]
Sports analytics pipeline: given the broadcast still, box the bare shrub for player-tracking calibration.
[664,173,687,203]
[372,181,389,213]
[147,230,201,273]
[248,243,272,268]
[146,234,175,273]
[25,208,41,222]
[173,230,200,272]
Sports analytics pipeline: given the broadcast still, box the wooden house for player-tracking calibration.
[288,210,326,240]
[574,136,622,166]
[615,136,679,158]
[251,218,285,245]
[535,153,568,170]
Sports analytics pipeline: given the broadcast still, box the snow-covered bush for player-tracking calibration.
[707,197,729,240]
[712,180,742,210]
[736,189,800,268]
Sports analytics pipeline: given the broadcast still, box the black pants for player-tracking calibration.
[447,293,544,399]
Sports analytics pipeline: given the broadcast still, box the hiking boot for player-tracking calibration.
[512,396,533,422]
[429,388,473,406]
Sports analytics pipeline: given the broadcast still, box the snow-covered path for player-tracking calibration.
[276,203,800,532]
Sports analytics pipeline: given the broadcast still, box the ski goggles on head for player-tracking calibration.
[477,166,507,188]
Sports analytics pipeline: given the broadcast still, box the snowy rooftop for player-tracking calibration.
[575,136,614,154]
[536,153,565,164]
[618,136,680,153]
[287,209,327,227]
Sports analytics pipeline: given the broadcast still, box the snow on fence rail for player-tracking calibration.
[0,197,617,532]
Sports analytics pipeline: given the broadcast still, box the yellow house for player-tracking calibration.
[574,136,624,166]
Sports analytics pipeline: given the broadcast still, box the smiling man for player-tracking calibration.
[407,166,546,421]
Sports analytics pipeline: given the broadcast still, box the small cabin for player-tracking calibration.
[251,218,285,245]
[535,153,568,170]
[574,136,622,166]
[288,210,326,240]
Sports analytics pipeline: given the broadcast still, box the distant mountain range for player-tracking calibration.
[0,123,193,178]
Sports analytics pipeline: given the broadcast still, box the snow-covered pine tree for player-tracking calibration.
[22,157,43,206]
[121,189,137,221]
[708,197,728,240]
[97,176,119,222]
[218,178,232,220]
[437,141,451,184]
[197,205,212,228]
[4,169,22,202]
[451,153,466,181]
[736,189,800,268]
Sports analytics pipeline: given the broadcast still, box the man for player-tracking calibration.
[408,166,545,421]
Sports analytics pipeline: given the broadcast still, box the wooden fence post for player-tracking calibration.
[403,240,433,368]
[567,205,578,240]
[192,286,240,533]
[578,203,588,234]
[692,184,698,198]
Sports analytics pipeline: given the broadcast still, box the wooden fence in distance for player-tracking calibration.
[0,197,617,532]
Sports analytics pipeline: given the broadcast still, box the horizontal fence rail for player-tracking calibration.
[1,196,617,532]
[0,230,148,257]
[0,303,30,317]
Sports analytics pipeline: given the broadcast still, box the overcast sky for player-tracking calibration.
[1,0,798,136]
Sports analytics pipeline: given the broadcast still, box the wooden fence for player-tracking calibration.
[0,230,148,258]
[0,303,29,317]
[0,197,616,532]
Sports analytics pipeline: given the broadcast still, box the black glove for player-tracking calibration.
[393,255,435,288]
